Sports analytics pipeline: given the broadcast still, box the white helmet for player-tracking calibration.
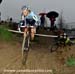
[21,5,29,10]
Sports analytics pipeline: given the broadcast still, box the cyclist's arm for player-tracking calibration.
[31,12,40,26]
[20,14,27,27]
[32,15,38,22]
[33,15,40,26]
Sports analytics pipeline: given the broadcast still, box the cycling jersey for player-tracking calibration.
[22,11,39,22]
[21,11,39,26]
[26,11,38,22]
[65,37,70,44]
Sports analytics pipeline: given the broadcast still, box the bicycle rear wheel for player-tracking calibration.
[50,43,58,52]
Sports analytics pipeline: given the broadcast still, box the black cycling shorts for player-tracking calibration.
[26,19,36,26]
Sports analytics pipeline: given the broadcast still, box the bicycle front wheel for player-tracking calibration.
[24,34,30,51]
[22,33,30,65]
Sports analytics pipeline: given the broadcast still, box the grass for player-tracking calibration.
[66,56,75,66]
[0,27,13,41]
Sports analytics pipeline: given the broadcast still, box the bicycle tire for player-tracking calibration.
[50,43,58,52]
[22,33,30,64]
[24,34,30,51]
[22,50,29,65]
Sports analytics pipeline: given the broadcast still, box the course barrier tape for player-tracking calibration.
[8,29,58,38]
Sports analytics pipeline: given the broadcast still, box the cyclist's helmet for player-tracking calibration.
[21,5,29,10]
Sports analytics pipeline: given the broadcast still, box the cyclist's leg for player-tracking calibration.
[24,27,29,50]
[31,26,36,40]
[24,19,29,36]
[29,19,36,40]
[23,19,30,51]
[24,27,28,36]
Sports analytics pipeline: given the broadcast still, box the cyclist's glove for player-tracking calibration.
[18,20,24,32]
[19,20,25,27]
[18,27,21,32]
